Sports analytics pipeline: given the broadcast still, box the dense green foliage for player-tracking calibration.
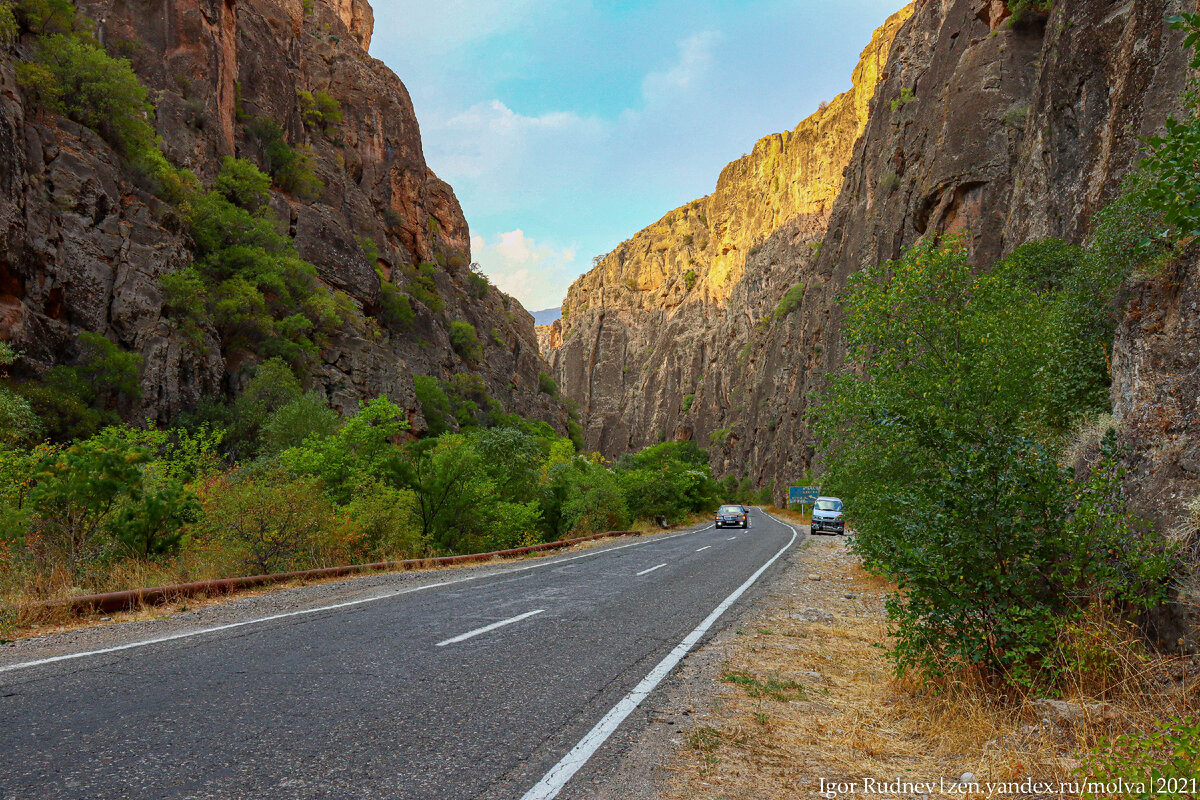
[163,157,356,371]
[245,116,323,200]
[14,332,142,442]
[1140,14,1200,242]
[1,376,726,602]
[810,238,1172,684]
[1084,717,1200,798]
[448,321,483,364]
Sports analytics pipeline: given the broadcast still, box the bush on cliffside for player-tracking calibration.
[811,237,1173,685]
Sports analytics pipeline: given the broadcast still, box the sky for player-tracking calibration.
[369,0,904,311]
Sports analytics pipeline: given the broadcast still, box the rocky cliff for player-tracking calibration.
[548,0,1192,501]
[545,5,912,478]
[0,0,565,432]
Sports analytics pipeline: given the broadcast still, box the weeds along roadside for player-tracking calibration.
[661,539,1199,800]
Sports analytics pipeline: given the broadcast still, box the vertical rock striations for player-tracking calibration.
[546,5,912,485]
[548,0,1192,500]
[0,0,565,432]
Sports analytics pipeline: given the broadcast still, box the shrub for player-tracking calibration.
[709,427,730,446]
[1083,717,1200,799]
[682,393,695,413]
[1138,14,1200,242]
[379,282,415,329]
[449,321,483,364]
[280,395,408,504]
[297,89,341,132]
[400,433,493,553]
[1008,0,1053,25]
[0,2,17,43]
[810,238,1173,683]
[17,332,142,442]
[538,371,558,397]
[213,156,272,212]
[191,469,343,574]
[259,391,340,455]
[890,86,915,112]
[345,478,421,559]
[224,357,302,456]
[17,34,156,160]
[160,267,210,349]
[773,283,804,319]
[26,429,195,563]
[683,270,697,290]
[403,262,443,312]
[246,116,323,200]
[414,375,453,437]
[467,270,489,299]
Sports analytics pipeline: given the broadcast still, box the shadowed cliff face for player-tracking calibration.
[0,0,566,432]
[548,0,1191,500]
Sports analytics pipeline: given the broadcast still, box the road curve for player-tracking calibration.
[0,508,801,800]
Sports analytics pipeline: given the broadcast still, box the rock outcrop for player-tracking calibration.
[548,0,1192,499]
[545,5,912,481]
[0,0,565,432]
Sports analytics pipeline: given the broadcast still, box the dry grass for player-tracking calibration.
[0,517,709,642]
[658,537,1200,799]
[764,505,812,526]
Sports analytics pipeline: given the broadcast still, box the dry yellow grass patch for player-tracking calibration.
[1,519,709,641]
[659,537,1199,800]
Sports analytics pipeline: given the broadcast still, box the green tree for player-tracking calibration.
[192,468,341,573]
[17,34,156,159]
[449,321,483,363]
[260,391,340,455]
[395,434,493,553]
[810,238,1171,682]
[17,332,142,442]
[27,429,195,563]
[280,396,408,503]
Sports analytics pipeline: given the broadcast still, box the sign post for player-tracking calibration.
[788,486,820,519]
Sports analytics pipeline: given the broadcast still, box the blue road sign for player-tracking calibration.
[789,486,820,504]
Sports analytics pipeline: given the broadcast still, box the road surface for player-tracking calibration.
[0,508,800,799]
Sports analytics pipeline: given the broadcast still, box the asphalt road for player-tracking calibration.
[0,508,799,800]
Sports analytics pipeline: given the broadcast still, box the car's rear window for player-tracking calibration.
[719,505,742,513]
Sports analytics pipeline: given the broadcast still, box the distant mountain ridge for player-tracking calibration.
[532,308,561,326]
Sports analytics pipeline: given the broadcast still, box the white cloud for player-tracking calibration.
[433,100,607,184]
[471,230,578,311]
[641,31,723,104]
[372,0,549,53]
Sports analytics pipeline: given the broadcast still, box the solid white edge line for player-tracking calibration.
[635,563,667,577]
[695,546,711,552]
[435,609,544,647]
[518,511,799,800]
[0,523,718,676]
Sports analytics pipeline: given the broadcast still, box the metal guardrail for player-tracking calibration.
[45,530,642,615]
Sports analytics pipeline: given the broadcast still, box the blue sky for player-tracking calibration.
[370,0,904,311]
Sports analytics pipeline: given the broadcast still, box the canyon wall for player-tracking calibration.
[545,5,912,483]
[0,0,565,432]
[548,0,1193,504]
